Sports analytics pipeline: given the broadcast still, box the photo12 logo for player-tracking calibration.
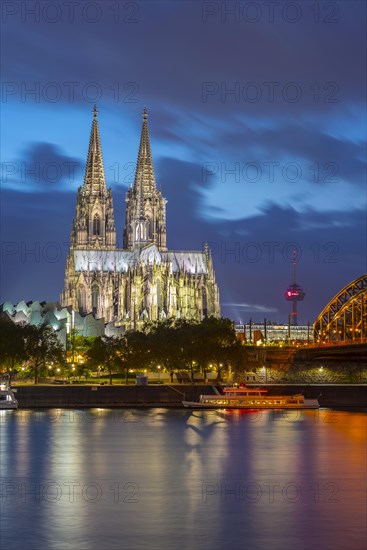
[202,480,340,503]
[205,241,339,265]
[1,480,140,504]
[201,2,340,24]
[201,81,340,104]
[201,161,339,184]
[1,81,140,104]
[1,2,140,24]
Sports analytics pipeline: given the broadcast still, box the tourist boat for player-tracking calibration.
[0,383,19,410]
[182,386,319,409]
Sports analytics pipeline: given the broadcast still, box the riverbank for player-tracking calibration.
[11,383,367,408]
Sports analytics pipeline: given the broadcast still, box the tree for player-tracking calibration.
[24,324,65,384]
[67,330,94,365]
[0,319,27,382]
[173,319,201,381]
[86,336,125,385]
[124,330,153,382]
[142,319,182,380]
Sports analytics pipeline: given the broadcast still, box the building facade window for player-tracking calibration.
[93,215,100,236]
[202,288,208,318]
[92,284,99,314]
[156,279,162,311]
[78,285,86,314]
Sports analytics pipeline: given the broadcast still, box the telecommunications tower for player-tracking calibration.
[284,250,305,326]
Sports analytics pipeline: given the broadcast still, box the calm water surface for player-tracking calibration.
[1,408,366,550]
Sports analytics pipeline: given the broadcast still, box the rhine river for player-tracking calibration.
[1,408,366,550]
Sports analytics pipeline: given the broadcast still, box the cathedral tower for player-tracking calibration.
[123,107,167,251]
[70,105,116,249]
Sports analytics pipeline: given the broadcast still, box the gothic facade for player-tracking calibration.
[61,107,220,329]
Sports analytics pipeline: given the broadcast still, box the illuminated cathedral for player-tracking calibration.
[61,107,220,329]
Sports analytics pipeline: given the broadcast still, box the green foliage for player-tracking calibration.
[0,319,27,379]
[86,335,126,384]
[24,324,65,384]
[0,319,66,383]
[140,316,246,380]
[68,330,95,355]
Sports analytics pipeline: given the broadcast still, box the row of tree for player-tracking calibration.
[0,317,247,384]
[87,317,246,384]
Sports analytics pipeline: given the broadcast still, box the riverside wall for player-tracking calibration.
[11,383,366,408]
[12,384,216,408]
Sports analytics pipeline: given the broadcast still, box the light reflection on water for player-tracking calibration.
[0,409,366,550]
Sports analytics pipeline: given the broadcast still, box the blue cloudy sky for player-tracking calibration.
[1,0,366,323]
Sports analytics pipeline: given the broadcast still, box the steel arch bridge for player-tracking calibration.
[314,274,367,344]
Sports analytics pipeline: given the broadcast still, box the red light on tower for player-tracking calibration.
[284,250,305,326]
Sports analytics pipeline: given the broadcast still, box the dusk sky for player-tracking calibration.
[1,0,366,324]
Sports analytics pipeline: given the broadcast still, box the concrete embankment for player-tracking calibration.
[13,384,216,408]
[12,383,367,408]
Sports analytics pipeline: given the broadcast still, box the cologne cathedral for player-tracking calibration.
[61,107,220,329]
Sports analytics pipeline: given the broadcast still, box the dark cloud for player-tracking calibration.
[205,122,366,185]
[1,0,365,324]
[157,157,365,323]
[2,1,365,112]
[2,142,83,192]
[0,188,75,303]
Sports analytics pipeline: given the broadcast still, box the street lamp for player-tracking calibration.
[158,365,161,383]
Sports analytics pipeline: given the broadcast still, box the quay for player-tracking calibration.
[11,383,367,409]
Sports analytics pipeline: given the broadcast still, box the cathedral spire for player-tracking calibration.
[133,106,156,194]
[123,108,167,251]
[69,106,116,250]
[83,105,106,193]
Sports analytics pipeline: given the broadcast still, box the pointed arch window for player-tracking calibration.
[202,288,208,318]
[78,285,86,314]
[156,279,162,311]
[92,284,99,315]
[125,284,130,314]
[93,215,101,236]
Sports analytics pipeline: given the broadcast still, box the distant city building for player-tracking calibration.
[61,107,220,328]
[234,323,313,343]
[0,301,115,348]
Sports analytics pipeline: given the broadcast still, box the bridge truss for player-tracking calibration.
[314,275,367,344]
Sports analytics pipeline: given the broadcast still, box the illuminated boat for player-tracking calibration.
[182,387,319,409]
[0,383,19,410]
